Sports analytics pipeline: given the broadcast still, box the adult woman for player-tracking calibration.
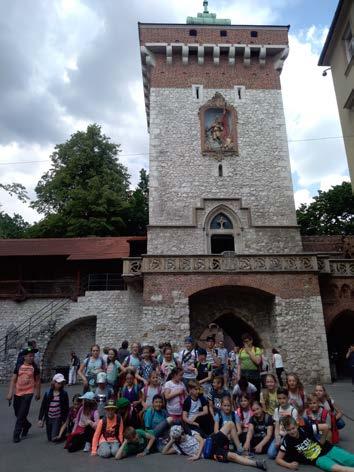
[106,348,124,393]
[237,333,262,396]
[272,348,284,387]
[78,345,106,393]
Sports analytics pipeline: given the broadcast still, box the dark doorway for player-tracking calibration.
[215,312,262,347]
[327,311,354,379]
[211,235,234,254]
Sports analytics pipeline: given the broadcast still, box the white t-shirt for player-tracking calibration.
[273,353,283,369]
[145,385,160,408]
[164,380,186,416]
[273,405,298,436]
[188,398,202,419]
[218,348,228,365]
[173,431,200,457]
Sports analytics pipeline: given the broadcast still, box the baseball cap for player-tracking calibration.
[198,348,207,356]
[19,347,38,357]
[184,336,194,343]
[97,372,107,384]
[52,373,65,383]
[79,392,96,401]
[170,425,183,439]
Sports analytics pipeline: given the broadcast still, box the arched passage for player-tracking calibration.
[189,285,274,350]
[42,316,97,381]
[327,310,354,379]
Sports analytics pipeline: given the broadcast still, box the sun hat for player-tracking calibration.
[115,398,131,409]
[79,391,96,401]
[104,399,118,410]
[52,373,66,383]
[170,425,183,440]
[97,372,107,383]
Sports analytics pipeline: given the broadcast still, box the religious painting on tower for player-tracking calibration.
[199,92,238,158]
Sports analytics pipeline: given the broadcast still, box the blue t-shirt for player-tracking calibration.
[214,410,240,428]
[144,407,167,430]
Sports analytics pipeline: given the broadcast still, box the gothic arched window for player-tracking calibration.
[210,213,233,230]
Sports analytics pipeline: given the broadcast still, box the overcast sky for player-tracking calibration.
[0,0,349,224]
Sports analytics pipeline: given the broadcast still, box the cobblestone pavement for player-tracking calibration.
[1,381,353,472]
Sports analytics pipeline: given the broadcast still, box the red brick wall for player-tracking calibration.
[143,273,321,305]
[150,54,281,89]
[320,276,354,329]
[139,25,289,47]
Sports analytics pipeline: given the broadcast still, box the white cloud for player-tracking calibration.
[294,188,313,208]
[320,174,350,192]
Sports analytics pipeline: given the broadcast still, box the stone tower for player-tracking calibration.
[132,3,331,383]
[139,2,302,256]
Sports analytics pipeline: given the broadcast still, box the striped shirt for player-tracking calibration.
[48,393,61,419]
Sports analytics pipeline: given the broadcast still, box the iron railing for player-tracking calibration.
[83,273,126,291]
[0,278,76,298]
[0,299,70,356]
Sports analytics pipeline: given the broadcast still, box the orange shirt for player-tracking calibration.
[91,415,123,454]
[15,363,38,396]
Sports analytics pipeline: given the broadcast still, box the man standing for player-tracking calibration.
[6,347,41,443]
[68,351,80,386]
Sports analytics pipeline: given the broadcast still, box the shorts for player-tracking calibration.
[316,446,354,472]
[123,442,145,456]
[211,431,229,463]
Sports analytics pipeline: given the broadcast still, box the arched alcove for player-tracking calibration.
[327,310,354,379]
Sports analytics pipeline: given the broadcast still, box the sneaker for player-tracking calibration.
[22,422,32,438]
[83,442,91,452]
[256,459,267,471]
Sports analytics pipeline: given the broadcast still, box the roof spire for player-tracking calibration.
[187,1,231,25]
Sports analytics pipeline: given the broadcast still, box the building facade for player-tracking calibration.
[0,5,354,383]
[319,0,354,191]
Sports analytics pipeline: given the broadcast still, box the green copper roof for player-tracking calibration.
[186,0,231,25]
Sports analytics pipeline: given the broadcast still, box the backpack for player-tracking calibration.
[305,407,328,425]
[101,415,122,441]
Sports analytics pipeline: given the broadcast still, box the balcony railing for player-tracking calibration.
[0,279,76,299]
[84,273,126,291]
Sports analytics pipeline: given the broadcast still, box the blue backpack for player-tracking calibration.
[203,436,214,459]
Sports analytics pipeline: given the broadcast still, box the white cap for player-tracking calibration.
[97,372,107,383]
[53,373,66,383]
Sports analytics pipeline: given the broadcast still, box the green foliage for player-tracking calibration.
[123,169,149,236]
[30,124,132,237]
[0,183,28,203]
[0,213,29,238]
[296,181,354,235]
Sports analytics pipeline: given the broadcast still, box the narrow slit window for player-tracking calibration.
[196,86,200,100]
[237,87,242,99]
[251,31,258,38]
[218,164,223,177]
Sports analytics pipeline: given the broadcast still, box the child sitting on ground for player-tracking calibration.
[213,396,243,453]
[243,401,274,457]
[260,374,279,416]
[115,426,155,460]
[276,416,354,472]
[38,373,69,442]
[314,384,345,432]
[182,380,213,436]
[162,424,205,461]
[304,394,332,442]
[236,394,253,445]
[55,394,82,441]
[91,399,123,458]
[144,394,168,431]
[207,376,230,418]
[286,373,306,414]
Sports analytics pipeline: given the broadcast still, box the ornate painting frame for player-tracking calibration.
[199,92,239,160]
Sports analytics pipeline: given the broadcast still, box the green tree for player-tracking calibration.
[30,124,131,237]
[296,181,354,235]
[123,169,149,235]
[0,213,30,238]
[0,183,28,203]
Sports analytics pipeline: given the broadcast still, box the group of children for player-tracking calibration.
[6,339,354,472]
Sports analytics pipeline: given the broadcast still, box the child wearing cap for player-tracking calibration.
[38,373,69,441]
[65,392,99,453]
[162,424,205,461]
[91,400,124,458]
[115,426,155,460]
[6,347,41,443]
[94,372,114,418]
